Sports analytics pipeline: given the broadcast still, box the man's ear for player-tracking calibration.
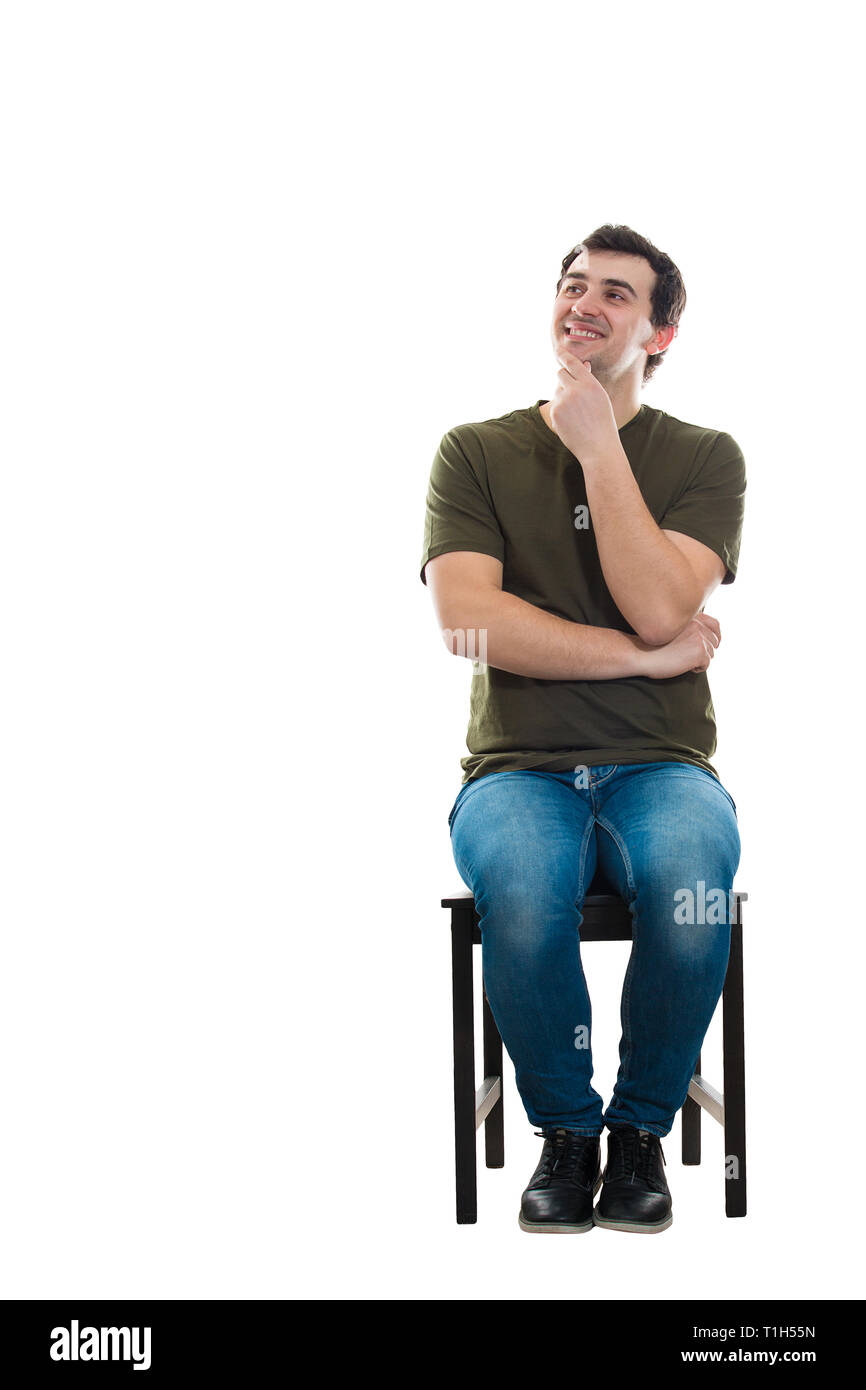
[648,324,677,355]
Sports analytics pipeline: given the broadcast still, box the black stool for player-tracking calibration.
[444,872,747,1223]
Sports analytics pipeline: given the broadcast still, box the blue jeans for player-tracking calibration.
[448,762,741,1138]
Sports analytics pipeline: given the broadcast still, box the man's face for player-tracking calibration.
[550,249,675,382]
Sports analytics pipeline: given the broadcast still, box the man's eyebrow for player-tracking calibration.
[562,271,638,299]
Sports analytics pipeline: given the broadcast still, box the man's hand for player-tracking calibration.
[548,357,620,463]
[636,613,721,679]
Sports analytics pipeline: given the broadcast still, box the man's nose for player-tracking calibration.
[572,297,604,322]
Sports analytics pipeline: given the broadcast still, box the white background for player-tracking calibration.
[1,1,862,1301]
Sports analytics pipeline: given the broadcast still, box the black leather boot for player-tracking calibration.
[593,1124,673,1233]
[518,1129,602,1234]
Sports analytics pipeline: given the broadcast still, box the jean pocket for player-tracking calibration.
[447,778,487,831]
[673,765,738,816]
[447,783,470,831]
[712,777,737,815]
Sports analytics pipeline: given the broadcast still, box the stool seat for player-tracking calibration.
[444,873,632,942]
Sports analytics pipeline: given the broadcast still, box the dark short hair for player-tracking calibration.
[556,224,687,383]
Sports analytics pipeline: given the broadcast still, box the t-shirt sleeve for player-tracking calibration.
[658,430,747,585]
[419,428,505,585]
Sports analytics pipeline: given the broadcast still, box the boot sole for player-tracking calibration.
[592,1208,673,1234]
[518,1174,603,1234]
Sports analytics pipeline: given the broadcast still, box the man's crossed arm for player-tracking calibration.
[425,551,720,682]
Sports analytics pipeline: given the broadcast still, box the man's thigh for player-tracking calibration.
[593,762,741,907]
[448,770,598,907]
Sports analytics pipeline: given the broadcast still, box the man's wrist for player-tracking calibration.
[577,436,629,476]
[621,631,652,677]
[584,629,649,679]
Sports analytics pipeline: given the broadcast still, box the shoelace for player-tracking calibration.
[609,1126,666,1181]
[532,1129,598,1185]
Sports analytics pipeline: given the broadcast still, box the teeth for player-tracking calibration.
[568,328,602,339]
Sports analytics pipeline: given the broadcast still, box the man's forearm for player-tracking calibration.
[581,439,701,644]
[441,585,645,680]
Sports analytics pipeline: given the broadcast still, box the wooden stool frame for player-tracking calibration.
[445,884,747,1224]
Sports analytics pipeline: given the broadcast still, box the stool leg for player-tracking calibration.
[482,977,504,1168]
[723,907,747,1217]
[682,1050,702,1165]
[451,905,477,1223]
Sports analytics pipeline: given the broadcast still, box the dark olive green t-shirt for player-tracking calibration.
[419,400,746,785]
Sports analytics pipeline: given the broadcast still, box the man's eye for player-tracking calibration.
[563,286,624,300]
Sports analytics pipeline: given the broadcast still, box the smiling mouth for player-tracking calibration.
[566,326,604,340]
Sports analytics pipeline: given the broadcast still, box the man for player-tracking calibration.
[419,224,745,1235]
